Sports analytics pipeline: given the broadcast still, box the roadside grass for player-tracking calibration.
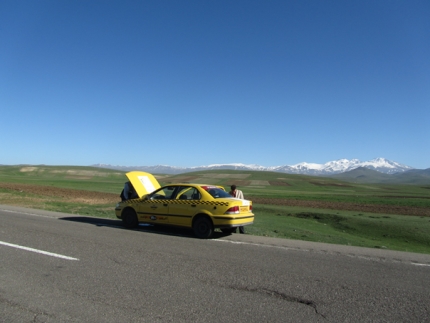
[0,188,114,217]
[1,165,430,254]
[45,202,115,218]
[247,204,430,254]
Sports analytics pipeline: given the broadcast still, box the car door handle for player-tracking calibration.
[163,204,168,207]
[151,206,157,209]
[191,204,196,207]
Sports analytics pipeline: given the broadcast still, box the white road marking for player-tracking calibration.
[0,241,79,261]
[212,239,430,267]
[212,238,299,251]
[411,263,430,267]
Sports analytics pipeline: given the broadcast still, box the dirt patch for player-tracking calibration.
[164,176,200,183]
[309,181,352,187]
[200,173,251,179]
[64,176,93,180]
[250,180,270,186]
[225,180,251,187]
[269,181,291,186]
[375,195,430,199]
[20,167,39,172]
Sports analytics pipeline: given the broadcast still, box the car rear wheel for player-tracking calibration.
[193,216,214,239]
[122,209,138,229]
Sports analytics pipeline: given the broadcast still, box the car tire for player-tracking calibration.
[193,216,214,239]
[122,209,138,229]
[220,228,236,235]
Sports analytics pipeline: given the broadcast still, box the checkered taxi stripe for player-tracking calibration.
[122,199,230,207]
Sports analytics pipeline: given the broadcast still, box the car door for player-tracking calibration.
[168,186,201,226]
[136,186,177,224]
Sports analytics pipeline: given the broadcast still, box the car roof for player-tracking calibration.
[161,184,225,190]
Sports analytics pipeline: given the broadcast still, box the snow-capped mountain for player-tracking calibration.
[271,158,412,175]
[93,158,414,175]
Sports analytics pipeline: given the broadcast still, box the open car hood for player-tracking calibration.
[125,171,161,198]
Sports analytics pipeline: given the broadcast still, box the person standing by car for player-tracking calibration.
[120,181,137,201]
[229,185,245,234]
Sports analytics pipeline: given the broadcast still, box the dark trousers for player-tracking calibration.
[234,226,245,234]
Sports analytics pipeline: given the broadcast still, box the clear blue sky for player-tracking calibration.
[1,1,429,169]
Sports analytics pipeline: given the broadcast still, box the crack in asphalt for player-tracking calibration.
[0,295,54,322]
[231,285,327,320]
[32,312,50,323]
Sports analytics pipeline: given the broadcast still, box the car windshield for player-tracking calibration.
[202,186,232,199]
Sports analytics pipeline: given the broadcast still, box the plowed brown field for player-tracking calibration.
[0,183,118,205]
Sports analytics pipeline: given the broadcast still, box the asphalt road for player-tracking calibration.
[1,205,429,323]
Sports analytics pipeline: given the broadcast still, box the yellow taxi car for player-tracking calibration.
[115,171,254,238]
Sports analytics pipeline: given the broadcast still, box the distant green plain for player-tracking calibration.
[1,165,429,254]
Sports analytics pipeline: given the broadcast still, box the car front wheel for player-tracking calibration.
[122,209,138,229]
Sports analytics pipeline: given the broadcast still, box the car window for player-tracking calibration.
[177,187,201,200]
[190,188,201,200]
[149,186,177,200]
[202,186,231,199]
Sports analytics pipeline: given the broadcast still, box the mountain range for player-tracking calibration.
[93,157,417,176]
[331,167,430,184]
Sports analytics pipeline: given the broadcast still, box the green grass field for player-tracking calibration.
[1,165,429,254]
[248,205,430,254]
[0,165,126,193]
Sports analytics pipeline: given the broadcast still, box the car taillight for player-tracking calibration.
[250,205,252,211]
[225,206,239,214]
